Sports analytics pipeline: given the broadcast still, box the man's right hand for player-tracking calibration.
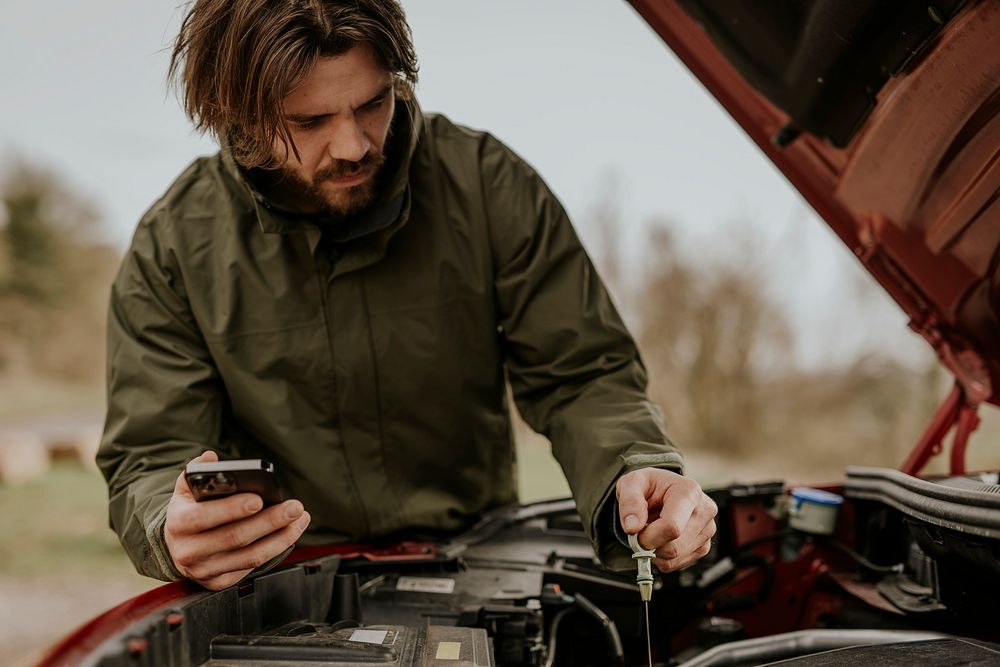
[164,451,311,590]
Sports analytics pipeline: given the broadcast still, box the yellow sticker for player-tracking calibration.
[435,641,462,660]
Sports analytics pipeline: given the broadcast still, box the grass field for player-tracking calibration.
[0,462,157,666]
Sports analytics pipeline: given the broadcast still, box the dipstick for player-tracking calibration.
[628,533,656,667]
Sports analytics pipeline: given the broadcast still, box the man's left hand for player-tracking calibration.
[616,468,717,572]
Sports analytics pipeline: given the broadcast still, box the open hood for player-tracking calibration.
[627,0,1000,414]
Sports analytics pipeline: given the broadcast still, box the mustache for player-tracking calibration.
[314,150,385,182]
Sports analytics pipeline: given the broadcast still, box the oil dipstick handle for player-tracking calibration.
[628,533,655,602]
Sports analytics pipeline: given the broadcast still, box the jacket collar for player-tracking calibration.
[220,97,423,243]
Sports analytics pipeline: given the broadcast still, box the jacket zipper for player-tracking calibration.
[315,247,372,537]
[359,272,408,528]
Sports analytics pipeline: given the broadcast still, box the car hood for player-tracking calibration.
[628,0,1000,406]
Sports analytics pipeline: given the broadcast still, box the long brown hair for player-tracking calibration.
[169,0,418,168]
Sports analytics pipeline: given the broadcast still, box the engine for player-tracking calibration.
[81,476,1000,666]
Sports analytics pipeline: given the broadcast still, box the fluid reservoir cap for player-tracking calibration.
[791,487,844,506]
[789,488,843,535]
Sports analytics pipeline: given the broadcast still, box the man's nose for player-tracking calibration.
[327,116,370,162]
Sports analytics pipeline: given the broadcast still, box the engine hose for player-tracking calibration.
[677,629,946,667]
[819,537,904,574]
[541,607,572,667]
[573,593,625,666]
[735,529,793,554]
[730,529,901,576]
[544,594,625,667]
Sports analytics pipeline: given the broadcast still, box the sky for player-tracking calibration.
[0,0,932,370]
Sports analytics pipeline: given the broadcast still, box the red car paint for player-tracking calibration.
[628,0,1000,474]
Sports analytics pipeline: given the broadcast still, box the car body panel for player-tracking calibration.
[627,0,1000,407]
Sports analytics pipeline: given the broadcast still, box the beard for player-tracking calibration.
[266,149,387,219]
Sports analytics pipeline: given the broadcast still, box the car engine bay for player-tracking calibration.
[80,472,1000,666]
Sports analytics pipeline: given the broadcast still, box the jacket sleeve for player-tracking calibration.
[96,212,229,581]
[480,136,685,571]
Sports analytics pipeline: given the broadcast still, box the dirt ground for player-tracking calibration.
[1,575,157,667]
[0,460,159,665]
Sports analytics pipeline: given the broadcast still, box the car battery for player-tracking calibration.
[206,623,492,666]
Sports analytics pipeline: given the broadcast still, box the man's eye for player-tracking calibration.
[292,119,319,130]
[363,96,387,111]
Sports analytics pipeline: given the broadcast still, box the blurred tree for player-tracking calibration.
[585,177,944,477]
[0,162,97,303]
[636,224,793,454]
[0,160,116,382]
[590,169,625,297]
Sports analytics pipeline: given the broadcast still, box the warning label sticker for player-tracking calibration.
[395,576,456,594]
[348,629,388,644]
[435,641,462,660]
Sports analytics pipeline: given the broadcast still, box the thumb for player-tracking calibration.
[616,471,650,535]
[174,450,219,499]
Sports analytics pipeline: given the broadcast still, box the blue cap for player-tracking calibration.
[791,487,844,506]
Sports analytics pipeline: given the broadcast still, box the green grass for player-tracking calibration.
[0,462,157,666]
[514,427,572,502]
[0,377,103,421]
[0,438,570,581]
[0,461,146,580]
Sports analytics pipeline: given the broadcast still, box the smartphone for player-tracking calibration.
[184,459,283,506]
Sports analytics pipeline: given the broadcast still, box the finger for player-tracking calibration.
[207,500,305,550]
[178,500,305,561]
[186,511,311,583]
[170,492,271,536]
[616,471,652,535]
[165,504,292,581]
[642,497,696,547]
[174,450,220,500]
[655,515,717,561]
[197,569,253,591]
[188,511,309,583]
[642,478,709,546]
[652,496,717,560]
[653,538,712,573]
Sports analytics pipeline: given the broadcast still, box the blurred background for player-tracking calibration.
[2,1,997,664]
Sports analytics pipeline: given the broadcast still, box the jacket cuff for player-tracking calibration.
[146,504,184,581]
[592,454,685,572]
[611,503,629,547]
[145,505,294,585]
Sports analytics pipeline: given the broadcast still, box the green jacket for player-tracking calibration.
[97,100,684,581]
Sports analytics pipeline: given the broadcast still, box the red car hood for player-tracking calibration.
[628,0,1000,409]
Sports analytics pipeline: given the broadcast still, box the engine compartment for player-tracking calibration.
[75,476,1000,666]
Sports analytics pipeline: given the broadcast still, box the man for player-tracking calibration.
[98,0,717,591]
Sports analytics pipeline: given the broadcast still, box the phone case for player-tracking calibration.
[184,459,283,506]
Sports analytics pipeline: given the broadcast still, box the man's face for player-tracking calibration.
[273,44,396,217]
